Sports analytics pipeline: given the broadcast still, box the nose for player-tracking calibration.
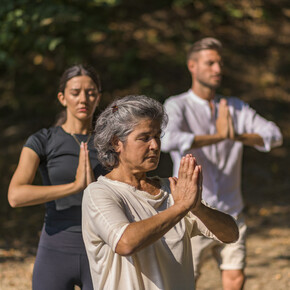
[213,62,222,74]
[149,138,160,150]
[79,90,87,103]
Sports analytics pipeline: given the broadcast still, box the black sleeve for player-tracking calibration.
[24,128,49,161]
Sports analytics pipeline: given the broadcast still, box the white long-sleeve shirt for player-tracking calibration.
[161,89,283,216]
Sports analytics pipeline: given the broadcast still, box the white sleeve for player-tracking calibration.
[184,200,222,241]
[82,184,130,252]
[239,101,283,152]
[161,98,195,154]
[184,212,222,241]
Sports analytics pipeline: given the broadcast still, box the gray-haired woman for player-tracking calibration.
[82,95,239,290]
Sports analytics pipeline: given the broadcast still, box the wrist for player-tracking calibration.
[72,180,84,194]
[214,133,226,141]
[233,134,242,141]
[173,202,191,216]
[191,202,205,216]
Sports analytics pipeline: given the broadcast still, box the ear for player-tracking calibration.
[187,59,196,75]
[112,136,122,153]
[57,92,67,107]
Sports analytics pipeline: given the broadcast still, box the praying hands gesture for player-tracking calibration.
[169,154,202,213]
[74,142,95,192]
[190,98,236,149]
[216,98,264,147]
[216,98,235,140]
[170,153,239,243]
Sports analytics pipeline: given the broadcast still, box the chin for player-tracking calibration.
[76,114,91,121]
[148,163,159,172]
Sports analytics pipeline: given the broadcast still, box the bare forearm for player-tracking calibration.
[115,204,187,256]
[234,133,264,147]
[190,134,225,149]
[192,203,239,243]
[8,182,82,207]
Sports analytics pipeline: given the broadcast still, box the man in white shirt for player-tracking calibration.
[161,37,283,290]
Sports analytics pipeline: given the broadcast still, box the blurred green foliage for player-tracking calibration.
[1,0,287,119]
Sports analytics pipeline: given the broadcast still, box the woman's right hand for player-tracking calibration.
[74,142,88,192]
[216,98,230,139]
[74,142,95,192]
[169,154,202,213]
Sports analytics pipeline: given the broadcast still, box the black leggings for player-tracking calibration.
[32,228,93,290]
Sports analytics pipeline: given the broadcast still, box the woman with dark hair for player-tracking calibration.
[82,95,239,290]
[8,64,105,290]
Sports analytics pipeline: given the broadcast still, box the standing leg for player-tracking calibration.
[191,235,217,285]
[33,246,76,290]
[217,214,247,290]
[222,269,245,290]
[79,253,94,290]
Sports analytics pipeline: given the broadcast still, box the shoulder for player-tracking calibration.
[83,176,124,205]
[28,126,61,141]
[165,91,191,105]
[24,127,64,157]
[25,127,51,148]
[217,95,248,111]
[85,176,112,192]
[164,91,191,113]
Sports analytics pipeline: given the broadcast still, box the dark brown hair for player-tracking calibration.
[187,37,222,60]
[58,64,101,93]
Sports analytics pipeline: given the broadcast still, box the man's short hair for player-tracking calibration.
[187,37,222,60]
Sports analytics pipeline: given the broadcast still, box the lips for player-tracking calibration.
[78,107,89,112]
[212,75,221,80]
[146,155,159,160]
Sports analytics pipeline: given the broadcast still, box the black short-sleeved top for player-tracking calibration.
[24,126,106,234]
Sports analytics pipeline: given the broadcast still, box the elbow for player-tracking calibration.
[224,228,239,244]
[223,221,240,244]
[233,229,240,243]
[8,189,22,208]
[115,239,137,256]
[8,197,19,208]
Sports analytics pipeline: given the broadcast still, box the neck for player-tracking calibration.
[191,84,215,102]
[106,166,148,189]
[62,118,92,135]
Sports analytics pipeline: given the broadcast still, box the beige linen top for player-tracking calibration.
[82,176,219,290]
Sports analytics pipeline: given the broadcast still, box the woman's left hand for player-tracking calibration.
[84,143,95,185]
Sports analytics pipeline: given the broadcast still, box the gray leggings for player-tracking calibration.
[32,228,93,290]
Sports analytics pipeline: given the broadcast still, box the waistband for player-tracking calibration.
[38,226,87,254]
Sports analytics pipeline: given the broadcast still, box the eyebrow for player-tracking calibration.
[136,130,162,137]
[70,87,96,91]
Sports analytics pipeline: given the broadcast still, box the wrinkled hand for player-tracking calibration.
[216,98,229,139]
[169,154,203,212]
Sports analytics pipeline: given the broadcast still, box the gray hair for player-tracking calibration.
[187,37,222,60]
[94,95,168,170]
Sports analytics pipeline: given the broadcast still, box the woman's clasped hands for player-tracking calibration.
[74,142,95,192]
[169,154,203,213]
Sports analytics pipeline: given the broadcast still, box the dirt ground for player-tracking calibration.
[1,207,289,290]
